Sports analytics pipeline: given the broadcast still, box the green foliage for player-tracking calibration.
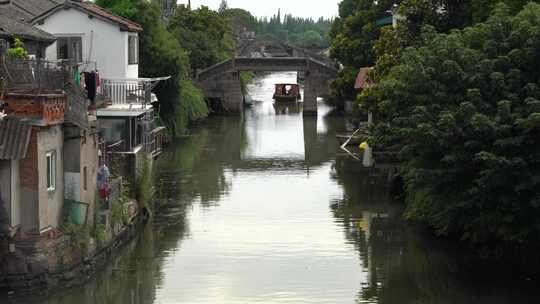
[239,71,253,96]
[169,5,234,74]
[256,12,333,49]
[365,3,540,251]
[6,38,28,59]
[329,0,398,107]
[222,8,258,33]
[169,78,209,136]
[135,156,154,209]
[62,222,90,251]
[110,181,131,228]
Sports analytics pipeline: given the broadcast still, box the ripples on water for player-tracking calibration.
[12,72,540,304]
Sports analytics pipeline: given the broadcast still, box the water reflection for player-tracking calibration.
[10,72,540,304]
[331,157,540,304]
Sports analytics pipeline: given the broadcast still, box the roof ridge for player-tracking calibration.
[76,1,143,29]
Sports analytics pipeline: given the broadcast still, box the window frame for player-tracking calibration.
[128,35,138,65]
[56,36,82,63]
[46,151,57,192]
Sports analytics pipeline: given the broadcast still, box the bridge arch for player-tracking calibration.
[197,57,338,115]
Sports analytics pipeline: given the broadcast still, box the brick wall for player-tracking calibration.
[4,93,66,125]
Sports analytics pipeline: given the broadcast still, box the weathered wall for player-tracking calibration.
[10,160,20,228]
[20,129,39,232]
[37,125,64,231]
[64,130,98,226]
[0,161,11,227]
[303,73,318,115]
[80,132,98,226]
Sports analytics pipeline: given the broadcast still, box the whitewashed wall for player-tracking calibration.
[36,8,139,79]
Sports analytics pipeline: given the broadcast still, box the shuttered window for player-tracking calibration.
[128,35,138,64]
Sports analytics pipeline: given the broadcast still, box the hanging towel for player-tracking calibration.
[80,72,86,89]
[74,70,81,86]
[95,71,100,88]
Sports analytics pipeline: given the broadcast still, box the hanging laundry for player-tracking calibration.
[80,72,86,89]
[97,163,111,200]
[74,69,80,86]
[85,71,97,103]
[95,71,100,88]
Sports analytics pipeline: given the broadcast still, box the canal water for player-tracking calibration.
[16,72,540,303]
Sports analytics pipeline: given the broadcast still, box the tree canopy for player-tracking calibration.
[169,5,234,74]
[255,12,333,50]
[362,3,540,252]
[328,0,399,107]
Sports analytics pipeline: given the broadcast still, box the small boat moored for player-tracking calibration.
[273,83,301,102]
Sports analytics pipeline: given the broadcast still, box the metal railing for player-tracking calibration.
[0,58,75,92]
[147,126,167,157]
[100,78,151,107]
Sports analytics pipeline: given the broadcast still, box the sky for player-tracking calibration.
[177,0,341,19]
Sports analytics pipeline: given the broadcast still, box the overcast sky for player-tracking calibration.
[177,0,341,19]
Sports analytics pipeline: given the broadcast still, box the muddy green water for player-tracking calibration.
[14,72,540,303]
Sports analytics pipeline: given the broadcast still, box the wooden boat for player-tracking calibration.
[273,83,301,102]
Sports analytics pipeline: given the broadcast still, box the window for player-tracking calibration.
[128,35,138,64]
[46,151,56,192]
[57,37,82,63]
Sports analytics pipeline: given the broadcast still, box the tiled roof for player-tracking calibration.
[0,116,32,160]
[31,1,143,33]
[0,11,56,42]
[73,1,143,32]
[0,0,60,20]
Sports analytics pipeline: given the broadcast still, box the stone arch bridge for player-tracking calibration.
[197,57,338,115]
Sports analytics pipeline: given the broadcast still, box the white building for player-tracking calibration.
[31,0,142,79]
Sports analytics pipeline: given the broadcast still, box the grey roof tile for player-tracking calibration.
[0,116,32,160]
[0,9,55,42]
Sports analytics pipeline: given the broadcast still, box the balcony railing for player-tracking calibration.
[146,126,167,157]
[100,78,151,108]
[99,77,170,108]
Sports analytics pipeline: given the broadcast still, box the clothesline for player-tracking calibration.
[75,60,98,72]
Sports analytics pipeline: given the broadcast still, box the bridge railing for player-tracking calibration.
[197,57,338,82]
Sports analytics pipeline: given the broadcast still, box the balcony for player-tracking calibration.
[99,77,170,109]
[1,58,92,129]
